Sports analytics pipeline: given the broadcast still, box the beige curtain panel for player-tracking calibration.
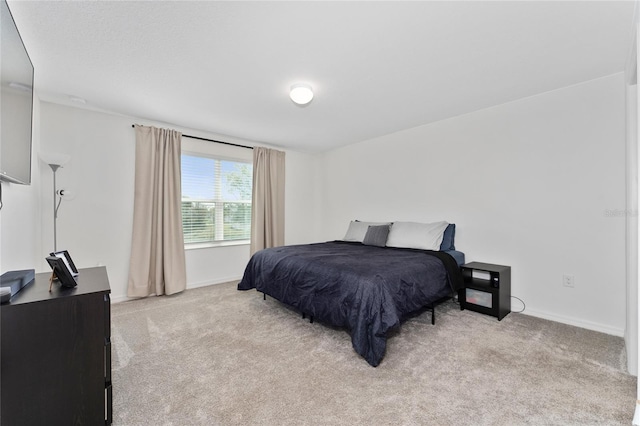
[250,147,285,255]
[127,125,187,297]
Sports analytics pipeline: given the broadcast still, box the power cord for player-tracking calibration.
[511,295,526,313]
[454,291,526,313]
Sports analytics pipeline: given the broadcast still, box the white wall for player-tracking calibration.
[319,73,627,336]
[38,103,136,301]
[1,94,42,273]
[285,149,322,245]
[625,29,638,377]
[4,75,627,338]
[626,82,638,376]
[38,102,320,302]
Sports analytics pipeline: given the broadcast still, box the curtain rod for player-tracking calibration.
[131,124,253,150]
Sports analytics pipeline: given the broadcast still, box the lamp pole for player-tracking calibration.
[49,164,61,252]
[40,152,71,252]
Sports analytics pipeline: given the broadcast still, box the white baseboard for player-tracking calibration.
[522,308,624,337]
[186,275,242,289]
[110,276,242,304]
[110,295,130,304]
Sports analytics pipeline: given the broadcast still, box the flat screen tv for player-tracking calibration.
[1,0,34,185]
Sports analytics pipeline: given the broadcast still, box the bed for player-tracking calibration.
[237,222,464,367]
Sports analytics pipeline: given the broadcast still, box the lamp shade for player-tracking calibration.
[39,152,71,167]
[290,84,314,105]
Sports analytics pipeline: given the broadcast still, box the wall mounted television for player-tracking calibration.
[1,0,34,185]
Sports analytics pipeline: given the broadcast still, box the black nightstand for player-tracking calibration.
[459,262,511,320]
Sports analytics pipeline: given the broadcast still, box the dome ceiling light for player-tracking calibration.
[289,84,314,105]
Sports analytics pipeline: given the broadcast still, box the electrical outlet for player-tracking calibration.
[563,274,575,288]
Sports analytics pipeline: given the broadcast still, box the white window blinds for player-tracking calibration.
[181,153,252,244]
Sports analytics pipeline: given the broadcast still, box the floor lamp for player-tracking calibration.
[39,152,71,252]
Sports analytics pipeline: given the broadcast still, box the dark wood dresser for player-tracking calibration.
[0,266,112,425]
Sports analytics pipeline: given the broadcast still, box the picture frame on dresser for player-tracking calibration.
[45,255,77,288]
[50,249,79,276]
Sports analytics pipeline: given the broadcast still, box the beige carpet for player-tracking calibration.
[111,281,636,425]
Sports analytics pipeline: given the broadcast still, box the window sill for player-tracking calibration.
[184,240,250,251]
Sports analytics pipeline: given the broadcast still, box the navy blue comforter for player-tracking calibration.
[238,241,462,367]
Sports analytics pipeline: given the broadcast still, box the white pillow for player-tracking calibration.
[343,221,391,242]
[386,221,449,251]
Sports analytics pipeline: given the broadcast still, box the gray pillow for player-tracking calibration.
[343,220,391,242]
[363,225,390,247]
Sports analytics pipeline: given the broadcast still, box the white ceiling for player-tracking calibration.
[7,1,637,153]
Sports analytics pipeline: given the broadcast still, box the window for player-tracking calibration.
[181,153,252,245]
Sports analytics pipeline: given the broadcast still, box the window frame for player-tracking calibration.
[181,149,253,249]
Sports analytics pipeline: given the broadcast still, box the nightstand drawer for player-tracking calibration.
[465,288,493,308]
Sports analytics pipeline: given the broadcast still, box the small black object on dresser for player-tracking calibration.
[0,269,35,300]
[0,266,112,425]
[459,262,511,320]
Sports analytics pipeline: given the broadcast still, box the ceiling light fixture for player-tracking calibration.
[290,84,314,105]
